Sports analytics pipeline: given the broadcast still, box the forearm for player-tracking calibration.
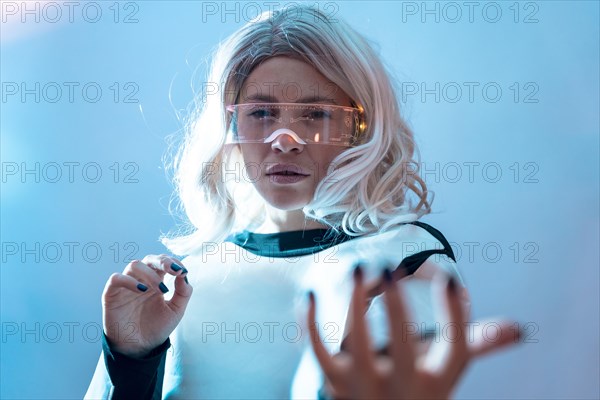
[102,332,170,400]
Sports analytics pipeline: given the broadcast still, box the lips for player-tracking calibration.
[265,163,310,176]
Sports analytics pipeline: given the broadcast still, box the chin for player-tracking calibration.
[262,193,311,211]
[256,184,314,211]
[267,199,309,211]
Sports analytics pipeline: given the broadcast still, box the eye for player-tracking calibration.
[248,109,276,119]
[304,110,332,120]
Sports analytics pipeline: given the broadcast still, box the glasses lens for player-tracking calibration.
[226,103,360,146]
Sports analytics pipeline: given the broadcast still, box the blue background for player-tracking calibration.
[1,1,598,398]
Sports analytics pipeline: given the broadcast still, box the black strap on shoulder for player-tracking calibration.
[407,221,456,262]
[364,221,456,300]
[394,221,456,277]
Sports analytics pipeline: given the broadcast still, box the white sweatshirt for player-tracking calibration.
[84,221,467,399]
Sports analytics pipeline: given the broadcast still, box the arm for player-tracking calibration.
[102,332,170,399]
[84,333,170,400]
[86,253,192,399]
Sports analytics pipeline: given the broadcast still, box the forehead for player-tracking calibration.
[239,56,350,104]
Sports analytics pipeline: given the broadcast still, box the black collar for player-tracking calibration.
[224,228,359,258]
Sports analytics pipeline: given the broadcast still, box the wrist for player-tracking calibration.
[103,332,169,360]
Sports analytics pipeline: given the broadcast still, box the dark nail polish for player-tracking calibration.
[516,325,524,343]
[340,338,348,352]
[422,329,437,341]
[170,263,182,272]
[376,345,390,356]
[308,290,315,302]
[353,265,363,281]
[159,282,169,293]
[382,268,392,283]
[182,267,189,274]
[137,283,148,292]
[447,277,457,293]
[184,276,189,285]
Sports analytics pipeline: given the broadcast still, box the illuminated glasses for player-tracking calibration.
[225,103,365,147]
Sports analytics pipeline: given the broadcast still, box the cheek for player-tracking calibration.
[239,144,265,168]
[311,147,347,178]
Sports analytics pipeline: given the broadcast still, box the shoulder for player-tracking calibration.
[341,221,465,290]
[388,221,454,257]
[339,221,455,268]
[387,221,461,281]
[361,222,471,321]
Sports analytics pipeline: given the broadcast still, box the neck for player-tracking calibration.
[254,206,329,233]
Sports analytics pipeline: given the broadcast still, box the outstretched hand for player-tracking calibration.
[307,266,520,399]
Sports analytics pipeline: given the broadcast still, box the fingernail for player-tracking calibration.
[137,283,148,292]
[516,325,524,343]
[422,329,437,341]
[308,290,315,303]
[447,277,457,294]
[170,263,182,272]
[353,265,363,281]
[159,282,169,293]
[184,276,189,285]
[340,339,348,352]
[382,268,392,284]
[182,267,189,274]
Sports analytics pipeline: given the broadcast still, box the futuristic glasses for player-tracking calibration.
[225,103,365,147]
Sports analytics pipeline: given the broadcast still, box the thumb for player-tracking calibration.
[468,319,522,358]
[167,273,193,312]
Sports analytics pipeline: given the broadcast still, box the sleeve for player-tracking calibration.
[83,332,171,400]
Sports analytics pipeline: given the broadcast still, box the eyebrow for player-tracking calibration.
[242,94,339,104]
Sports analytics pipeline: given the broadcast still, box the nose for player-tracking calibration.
[270,134,304,153]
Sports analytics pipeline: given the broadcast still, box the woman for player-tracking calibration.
[85,5,518,399]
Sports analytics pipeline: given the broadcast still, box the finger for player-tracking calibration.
[420,273,458,367]
[125,260,170,294]
[307,291,336,375]
[346,265,375,368]
[102,272,149,298]
[141,254,188,278]
[167,271,194,312]
[382,268,416,377]
[468,319,522,358]
[438,276,469,387]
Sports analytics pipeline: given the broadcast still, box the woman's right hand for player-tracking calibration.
[101,254,193,358]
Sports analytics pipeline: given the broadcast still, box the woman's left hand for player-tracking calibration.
[307,266,521,400]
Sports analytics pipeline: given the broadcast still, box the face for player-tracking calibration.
[234,56,355,211]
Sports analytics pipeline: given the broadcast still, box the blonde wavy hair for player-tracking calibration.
[161,4,431,256]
